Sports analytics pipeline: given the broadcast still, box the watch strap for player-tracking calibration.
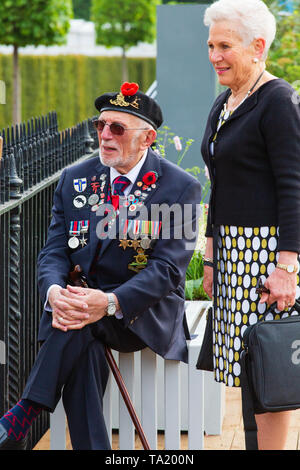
[276,262,298,273]
[106,293,117,316]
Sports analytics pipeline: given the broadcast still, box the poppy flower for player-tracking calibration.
[142,171,158,186]
[120,82,139,96]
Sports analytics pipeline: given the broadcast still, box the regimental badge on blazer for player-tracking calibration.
[73,178,87,193]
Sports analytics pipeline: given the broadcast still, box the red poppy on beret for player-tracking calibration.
[121,82,139,96]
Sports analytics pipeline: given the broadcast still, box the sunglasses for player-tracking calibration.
[92,119,148,136]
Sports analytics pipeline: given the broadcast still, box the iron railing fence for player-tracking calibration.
[0,111,98,449]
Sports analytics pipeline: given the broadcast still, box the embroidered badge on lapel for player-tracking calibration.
[73,178,87,193]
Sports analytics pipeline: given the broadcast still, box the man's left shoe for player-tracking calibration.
[0,423,29,450]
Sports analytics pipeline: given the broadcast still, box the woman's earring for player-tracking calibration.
[253,58,259,63]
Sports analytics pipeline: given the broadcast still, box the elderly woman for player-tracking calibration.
[201,0,300,450]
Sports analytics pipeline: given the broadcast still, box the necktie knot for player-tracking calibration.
[113,176,131,196]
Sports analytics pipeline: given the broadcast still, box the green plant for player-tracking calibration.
[185,250,210,301]
[155,125,211,201]
[155,125,211,300]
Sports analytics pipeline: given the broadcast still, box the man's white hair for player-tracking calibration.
[204,0,276,60]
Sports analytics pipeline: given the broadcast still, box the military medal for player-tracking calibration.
[68,220,81,248]
[140,237,151,249]
[80,220,89,246]
[88,194,99,206]
[119,239,128,250]
[68,237,79,249]
[68,220,90,249]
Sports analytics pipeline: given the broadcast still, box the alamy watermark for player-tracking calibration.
[95,202,202,251]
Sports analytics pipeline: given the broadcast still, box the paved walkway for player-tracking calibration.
[33,387,300,450]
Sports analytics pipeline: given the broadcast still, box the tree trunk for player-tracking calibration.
[122,47,128,83]
[13,44,21,125]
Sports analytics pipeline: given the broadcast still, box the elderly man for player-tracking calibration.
[0,83,201,450]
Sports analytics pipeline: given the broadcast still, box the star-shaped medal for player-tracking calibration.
[80,235,87,247]
[119,239,128,250]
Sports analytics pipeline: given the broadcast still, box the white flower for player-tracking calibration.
[205,165,210,180]
[173,135,182,152]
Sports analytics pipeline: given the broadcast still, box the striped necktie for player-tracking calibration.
[113,176,131,196]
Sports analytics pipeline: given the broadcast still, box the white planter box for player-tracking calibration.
[110,300,216,431]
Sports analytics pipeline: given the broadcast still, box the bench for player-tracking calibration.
[50,301,225,450]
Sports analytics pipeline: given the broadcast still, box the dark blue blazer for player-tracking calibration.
[37,148,201,363]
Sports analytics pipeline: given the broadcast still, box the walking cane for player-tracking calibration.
[69,266,151,450]
[105,346,150,450]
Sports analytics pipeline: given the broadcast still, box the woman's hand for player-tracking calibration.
[203,265,214,299]
[203,237,214,299]
[259,269,297,311]
[259,251,298,311]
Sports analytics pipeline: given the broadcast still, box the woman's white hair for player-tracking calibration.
[204,0,276,60]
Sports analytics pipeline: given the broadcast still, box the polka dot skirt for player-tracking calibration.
[213,225,300,387]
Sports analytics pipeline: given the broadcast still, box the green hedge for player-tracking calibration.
[0,54,156,130]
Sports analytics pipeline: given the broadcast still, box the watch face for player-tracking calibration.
[107,304,116,315]
[287,265,294,273]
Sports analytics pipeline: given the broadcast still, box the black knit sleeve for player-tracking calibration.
[261,81,300,253]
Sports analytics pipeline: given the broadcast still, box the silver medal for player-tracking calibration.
[140,237,151,249]
[88,194,99,206]
[68,236,80,249]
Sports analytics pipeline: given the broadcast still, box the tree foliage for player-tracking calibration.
[91,0,158,50]
[72,0,92,21]
[264,0,300,90]
[0,0,73,124]
[0,0,73,47]
[91,0,158,81]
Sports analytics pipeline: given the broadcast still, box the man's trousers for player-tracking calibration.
[22,316,146,450]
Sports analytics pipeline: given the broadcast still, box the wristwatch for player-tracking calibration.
[276,262,298,274]
[105,293,117,316]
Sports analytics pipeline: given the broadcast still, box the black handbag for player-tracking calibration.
[196,306,214,371]
[240,300,300,450]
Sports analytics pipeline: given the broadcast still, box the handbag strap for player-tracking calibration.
[240,350,259,450]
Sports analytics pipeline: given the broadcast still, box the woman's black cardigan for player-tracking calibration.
[201,79,300,253]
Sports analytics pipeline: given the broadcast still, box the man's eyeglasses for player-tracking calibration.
[92,119,149,136]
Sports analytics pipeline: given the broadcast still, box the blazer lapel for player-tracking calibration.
[98,148,162,258]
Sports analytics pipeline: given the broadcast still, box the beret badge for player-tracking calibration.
[110,82,140,109]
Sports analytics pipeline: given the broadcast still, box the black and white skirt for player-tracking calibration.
[213,225,300,387]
